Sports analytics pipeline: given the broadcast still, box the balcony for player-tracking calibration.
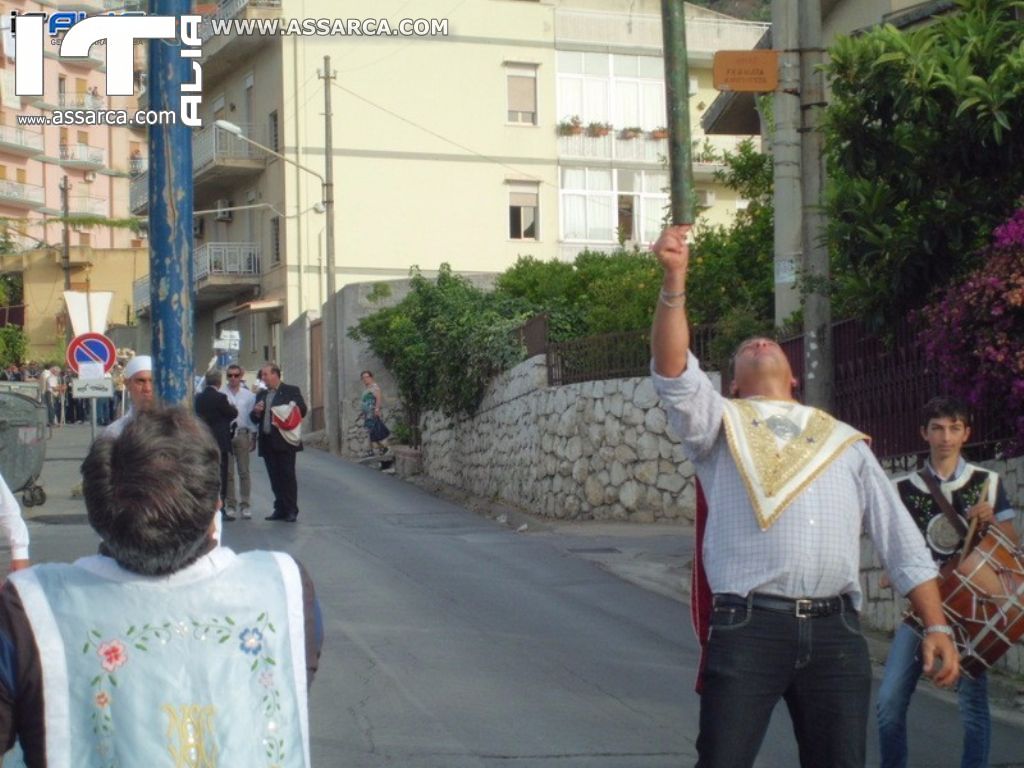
[193,124,266,194]
[201,0,284,84]
[557,132,755,178]
[68,195,107,216]
[0,125,44,157]
[130,173,147,214]
[58,93,106,110]
[554,8,769,58]
[60,143,107,170]
[129,155,148,176]
[134,243,262,315]
[0,180,45,210]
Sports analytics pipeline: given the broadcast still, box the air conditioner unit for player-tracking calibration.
[696,189,716,208]
[214,199,233,221]
[193,217,205,239]
[83,170,97,183]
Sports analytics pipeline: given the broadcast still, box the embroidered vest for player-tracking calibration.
[721,398,869,530]
[895,465,998,563]
[7,549,310,768]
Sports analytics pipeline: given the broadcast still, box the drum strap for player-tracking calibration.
[918,470,968,538]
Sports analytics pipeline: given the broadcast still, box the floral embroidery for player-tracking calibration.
[97,639,127,672]
[239,627,264,656]
[81,612,286,767]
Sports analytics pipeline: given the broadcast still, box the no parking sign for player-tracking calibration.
[66,332,117,375]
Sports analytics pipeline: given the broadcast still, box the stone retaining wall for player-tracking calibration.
[421,355,700,523]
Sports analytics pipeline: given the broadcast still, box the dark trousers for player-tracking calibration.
[263,449,298,519]
[217,448,230,506]
[696,595,872,768]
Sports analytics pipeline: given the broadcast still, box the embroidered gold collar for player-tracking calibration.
[721,398,869,530]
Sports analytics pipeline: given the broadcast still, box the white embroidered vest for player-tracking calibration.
[721,398,869,530]
[6,548,310,768]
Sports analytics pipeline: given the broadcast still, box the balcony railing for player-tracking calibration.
[554,8,769,53]
[201,0,283,43]
[193,124,265,171]
[58,93,106,110]
[0,125,44,153]
[195,242,261,280]
[60,143,106,166]
[133,275,150,313]
[558,132,754,164]
[129,155,147,176]
[69,195,107,216]
[0,179,45,207]
[129,174,147,212]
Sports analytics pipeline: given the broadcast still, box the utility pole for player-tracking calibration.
[772,0,802,327]
[799,1,832,409]
[319,56,340,454]
[149,0,194,405]
[661,0,695,225]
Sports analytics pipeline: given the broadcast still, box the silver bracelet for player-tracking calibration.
[660,287,686,299]
[658,295,685,309]
[923,624,954,637]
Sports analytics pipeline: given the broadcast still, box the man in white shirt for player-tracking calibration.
[221,364,257,519]
[102,355,155,439]
[649,225,958,768]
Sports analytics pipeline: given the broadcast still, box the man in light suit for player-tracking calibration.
[251,364,308,523]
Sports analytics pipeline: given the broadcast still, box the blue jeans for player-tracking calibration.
[696,594,872,768]
[877,622,990,768]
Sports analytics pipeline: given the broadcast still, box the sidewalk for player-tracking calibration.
[20,422,93,525]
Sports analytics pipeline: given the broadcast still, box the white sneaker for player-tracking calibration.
[240,507,252,519]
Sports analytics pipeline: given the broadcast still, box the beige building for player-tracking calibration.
[0,0,148,360]
[125,0,765,375]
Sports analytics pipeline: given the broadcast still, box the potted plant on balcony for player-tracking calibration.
[556,116,583,136]
[619,126,643,140]
[649,127,669,140]
[586,121,613,138]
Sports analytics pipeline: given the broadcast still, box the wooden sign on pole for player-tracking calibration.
[713,50,780,93]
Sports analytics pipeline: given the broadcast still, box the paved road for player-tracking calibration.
[16,425,1024,766]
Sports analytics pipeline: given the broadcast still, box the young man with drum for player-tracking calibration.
[878,396,1018,768]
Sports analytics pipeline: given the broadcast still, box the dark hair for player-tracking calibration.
[360,370,373,378]
[226,363,242,373]
[921,396,971,429]
[263,364,281,377]
[82,407,220,576]
[205,369,222,387]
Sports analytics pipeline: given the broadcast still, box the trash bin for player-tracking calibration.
[0,391,47,507]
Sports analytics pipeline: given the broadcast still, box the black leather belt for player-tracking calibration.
[714,592,854,618]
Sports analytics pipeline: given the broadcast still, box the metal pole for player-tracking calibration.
[320,56,340,454]
[149,0,195,405]
[772,0,802,327]
[799,1,832,409]
[60,176,71,291]
[661,1,696,225]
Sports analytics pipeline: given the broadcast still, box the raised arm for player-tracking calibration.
[650,225,692,378]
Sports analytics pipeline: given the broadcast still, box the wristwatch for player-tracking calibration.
[923,624,954,637]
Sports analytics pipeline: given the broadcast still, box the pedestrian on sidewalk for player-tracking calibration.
[877,396,1018,768]
[194,369,238,520]
[251,364,307,523]
[359,370,391,458]
[102,355,155,438]
[648,224,959,768]
[221,363,257,519]
[0,406,321,765]
[0,472,30,574]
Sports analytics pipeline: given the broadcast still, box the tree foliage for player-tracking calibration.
[0,326,28,369]
[824,0,1024,328]
[348,266,530,420]
[917,208,1024,454]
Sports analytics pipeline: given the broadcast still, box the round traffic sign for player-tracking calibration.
[66,332,117,374]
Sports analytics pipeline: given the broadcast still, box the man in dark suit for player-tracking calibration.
[194,369,238,520]
[250,363,308,523]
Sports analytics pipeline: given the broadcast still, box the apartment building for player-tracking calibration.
[0,0,148,359]
[126,0,766,374]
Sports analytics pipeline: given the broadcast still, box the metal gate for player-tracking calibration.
[309,319,324,431]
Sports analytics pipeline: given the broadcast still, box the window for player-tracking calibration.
[508,182,539,240]
[270,216,281,264]
[561,168,668,244]
[506,63,537,125]
[559,52,665,130]
[268,110,279,152]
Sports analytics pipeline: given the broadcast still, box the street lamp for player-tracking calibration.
[214,119,340,456]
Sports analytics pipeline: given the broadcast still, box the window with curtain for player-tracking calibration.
[506,63,538,125]
[509,182,539,240]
